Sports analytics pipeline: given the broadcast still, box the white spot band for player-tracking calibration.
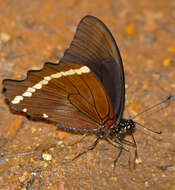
[11,65,90,106]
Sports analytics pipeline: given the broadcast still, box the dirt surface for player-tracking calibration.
[0,0,175,189]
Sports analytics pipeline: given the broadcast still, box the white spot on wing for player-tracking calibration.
[40,80,48,85]
[23,91,32,97]
[43,113,48,118]
[15,96,23,101]
[74,66,90,75]
[11,99,20,104]
[60,71,66,76]
[51,73,61,78]
[81,66,90,73]
[11,96,23,104]
[67,69,75,75]
[44,76,52,81]
[22,108,27,112]
[75,69,82,75]
[27,87,36,93]
[10,65,91,105]
[33,83,42,89]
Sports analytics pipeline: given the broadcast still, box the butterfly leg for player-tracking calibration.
[113,148,123,170]
[68,134,88,146]
[130,131,138,168]
[72,136,101,161]
[119,132,138,168]
[106,137,131,169]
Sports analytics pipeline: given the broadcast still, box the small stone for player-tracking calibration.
[125,84,128,89]
[42,153,52,161]
[57,130,67,139]
[135,157,143,164]
[57,141,63,145]
[163,58,173,67]
[0,32,11,42]
[31,127,36,133]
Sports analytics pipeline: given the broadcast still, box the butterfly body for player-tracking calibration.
[109,119,135,139]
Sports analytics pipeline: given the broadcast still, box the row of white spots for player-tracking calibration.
[22,108,48,118]
[11,65,90,117]
[22,108,48,119]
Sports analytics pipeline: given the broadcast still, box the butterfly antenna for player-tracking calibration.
[131,95,172,135]
[134,121,161,134]
[131,95,171,120]
[0,151,38,162]
[5,151,38,158]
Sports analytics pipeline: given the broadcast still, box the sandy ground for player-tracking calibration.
[0,0,175,189]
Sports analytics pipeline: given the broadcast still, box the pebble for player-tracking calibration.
[0,32,11,43]
[135,157,143,164]
[163,58,173,67]
[42,153,52,161]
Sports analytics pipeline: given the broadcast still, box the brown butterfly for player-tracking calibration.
[3,15,139,166]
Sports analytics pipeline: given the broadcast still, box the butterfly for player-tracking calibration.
[3,15,137,165]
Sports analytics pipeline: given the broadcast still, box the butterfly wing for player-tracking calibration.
[3,62,115,132]
[61,15,125,122]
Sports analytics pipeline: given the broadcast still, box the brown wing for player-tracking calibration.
[61,15,125,121]
[3,62,115,131]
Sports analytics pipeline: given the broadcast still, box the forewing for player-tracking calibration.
[61,15,125,121]
[3,62,115,131]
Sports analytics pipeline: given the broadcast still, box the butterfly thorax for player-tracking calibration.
[95,118,135,139]
[109,118,135,138]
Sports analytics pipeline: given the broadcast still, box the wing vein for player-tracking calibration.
[79,75,103,121]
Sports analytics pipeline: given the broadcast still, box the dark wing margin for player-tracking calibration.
[2,62,115,131]
[60,15,125,122]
